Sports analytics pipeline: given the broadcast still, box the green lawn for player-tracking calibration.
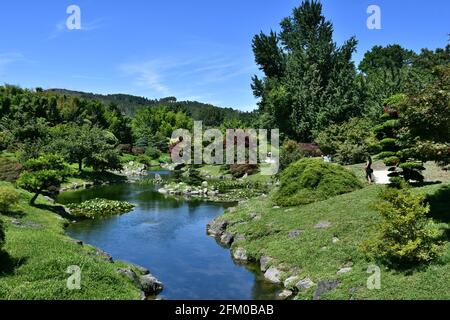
[218,182,450,299]
[0,182,142,300]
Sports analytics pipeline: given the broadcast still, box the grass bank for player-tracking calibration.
[216,182,450,299]
[0,182,142,300]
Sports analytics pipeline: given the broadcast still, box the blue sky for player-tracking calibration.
[0,0,448,111]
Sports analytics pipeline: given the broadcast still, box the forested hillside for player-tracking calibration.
[46,88,254,127]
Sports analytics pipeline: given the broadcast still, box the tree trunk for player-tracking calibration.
[30,192,40,205]
[78,159,83,172]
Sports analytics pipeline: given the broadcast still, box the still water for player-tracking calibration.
[57,173,280,300]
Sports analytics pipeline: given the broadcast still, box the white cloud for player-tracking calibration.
[119,55,255,102]
[49,18,105,40]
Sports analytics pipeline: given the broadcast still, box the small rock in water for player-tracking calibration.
[140,274,164,295]
[278,290,293,300]
[264,267,282,284]
[220,232,234,246]
[314,221,331,229]
[233,247,248,261]
[260,256,273,272]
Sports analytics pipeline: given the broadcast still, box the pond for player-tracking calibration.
[57,172,281,300]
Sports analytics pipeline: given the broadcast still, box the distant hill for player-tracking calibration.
[46,89,254,126]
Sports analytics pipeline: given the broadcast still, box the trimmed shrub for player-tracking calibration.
[362,186,444,267]
[273,158,363,206]
[0,186,19,214]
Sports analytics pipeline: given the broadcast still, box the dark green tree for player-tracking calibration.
[252,0,361,141]
[17,154,72,204]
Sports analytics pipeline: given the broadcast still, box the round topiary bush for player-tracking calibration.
[273,158,363,206]
[0,186,20,214]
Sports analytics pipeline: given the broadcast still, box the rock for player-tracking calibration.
[202,181,208,187]
[158,188,168,194]
[43,196,55,203]
[278,290,293,300]
[314,221,332,229]
[288,230,303,238]
[139,274,164,295]
[264,267,282,284]
[127,263,150,275]
[118,268,163,296]
[332,237,340,244]
[313,280,341,300]
[117,268,140,284]
[67,238,83,246]
[93,248,113,263]
[233,247,248,261]
[220,232,234,246]
[272,206,281,209]
[260,256,273,272]
[234,234,246,242]
[10,219,44,230]
[337,267,352,275]
[207,219,228,237]
[296,278,315,291]
[284,276,301,289]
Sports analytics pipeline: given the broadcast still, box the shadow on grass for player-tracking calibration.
[34,204,73,221]
[0,251,27,277]
[410,180,442,187]
[0,210,26,219]
[426,184,450,224]
[76,170,127,184]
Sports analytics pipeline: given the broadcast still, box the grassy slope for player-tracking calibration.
[219,182,450,300]
[0,182,141,300]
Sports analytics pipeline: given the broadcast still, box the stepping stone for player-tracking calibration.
[288,230,303,238]
[313,280,341,300]
[314,221,331,229]
[337,267,352,275]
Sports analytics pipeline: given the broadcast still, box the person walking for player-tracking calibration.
[365,156,374,184]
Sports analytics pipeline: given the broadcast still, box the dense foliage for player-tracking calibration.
[252,0,363,141]
[363,186,444,267]
[316,117,379,165]
[16,154,72,204]
[66,198,135,219]
[273,158,362,206]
